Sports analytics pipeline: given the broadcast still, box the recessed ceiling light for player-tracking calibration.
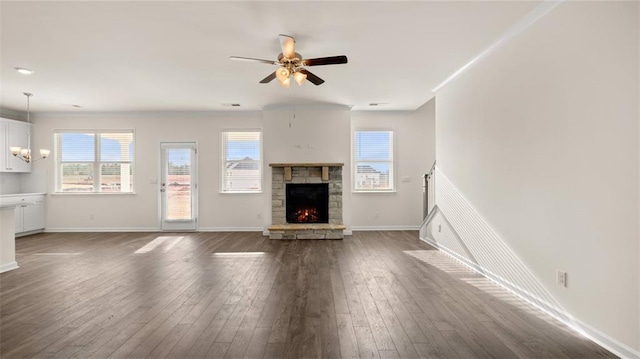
[71,104,82,108]
[15,67,34,75]
[369,102,388,107]
[222,103,241,107]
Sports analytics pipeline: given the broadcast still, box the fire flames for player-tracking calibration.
[293,208,319,222]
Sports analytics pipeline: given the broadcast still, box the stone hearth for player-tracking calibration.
[268,163,345,239]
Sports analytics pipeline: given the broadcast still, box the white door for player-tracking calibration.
[160,142,197,231]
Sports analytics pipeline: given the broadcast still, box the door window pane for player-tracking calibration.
[166,149,191,220]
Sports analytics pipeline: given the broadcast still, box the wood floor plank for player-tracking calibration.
[353,280,396,352]
[353,326,381,359]
[146,322,191,358]
[375,299,420,358]
[337,313,360,359]
[243,326,271,359]
[263,342,285,358]
[331,269,350,315]
[301,324,321,359]
[184,304,235,359]
[318,268,341,359]
[0,231,617,359]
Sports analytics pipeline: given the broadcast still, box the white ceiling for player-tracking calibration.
[1,1,540,113]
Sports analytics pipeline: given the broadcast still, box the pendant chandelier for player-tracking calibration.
[10,92,50,163]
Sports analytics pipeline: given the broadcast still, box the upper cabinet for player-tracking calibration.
[0,118,32,173]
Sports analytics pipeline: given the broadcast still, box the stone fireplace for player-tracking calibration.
[268,163,345,239]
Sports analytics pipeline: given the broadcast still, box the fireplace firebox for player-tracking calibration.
[286,183,329,224]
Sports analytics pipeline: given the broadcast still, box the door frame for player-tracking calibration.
[158,141,198,231]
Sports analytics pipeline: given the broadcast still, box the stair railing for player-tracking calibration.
[423,161,437,221]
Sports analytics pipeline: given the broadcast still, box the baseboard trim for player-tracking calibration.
[418,234,640,359]
[45,227,158,233]
[16,229,45,237]
[46,227,268,233]
[0,262,19,273]
[198,227,263,232]
[569,318,640,359]
[351,226,419,231]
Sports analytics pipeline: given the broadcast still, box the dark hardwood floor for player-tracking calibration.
[0,231,615,358]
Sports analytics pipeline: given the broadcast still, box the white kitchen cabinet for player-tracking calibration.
[0,194,45,236]
[15,201,45,235]
[22,201,45,233]
[0,118,32,173]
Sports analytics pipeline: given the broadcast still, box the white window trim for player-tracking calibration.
[352,128,396,193]
[53,129,136,194]
[220,129,263,194]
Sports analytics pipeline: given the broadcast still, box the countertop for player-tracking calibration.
[0,193,46,198]
[0,193,46,206]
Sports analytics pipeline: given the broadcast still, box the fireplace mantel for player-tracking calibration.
[269,163,344,167]
[269,163,343,181]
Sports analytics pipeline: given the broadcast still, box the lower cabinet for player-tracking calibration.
[15,201,45,235]
[2,194,46,236]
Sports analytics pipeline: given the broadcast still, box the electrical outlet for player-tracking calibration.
[89,214,95,220]
[557,270,567,287]
[257,213,262,219]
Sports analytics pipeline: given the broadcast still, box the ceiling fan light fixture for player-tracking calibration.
[276,67,290,82]
[230,34,347,87]
[279,77,291,88]
[293,71,307,86]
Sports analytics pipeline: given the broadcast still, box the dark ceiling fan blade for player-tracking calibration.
[302,55,348,67]
[278,34,295,59]
[260,71,277,84]
[299,69,324,86]
[230,56,278,65]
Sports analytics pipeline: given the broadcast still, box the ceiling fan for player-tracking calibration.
[230,34,348,88]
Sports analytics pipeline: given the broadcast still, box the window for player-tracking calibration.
[221,131,261,192]
[54,130,134,193]
[353,130,394,191]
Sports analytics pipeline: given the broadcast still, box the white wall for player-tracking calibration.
[351,99,435,229]
[31,112,265,231]
[435,1,638,354]
[27,104,435,233]
[0,173,22,194]
[262,105,353,231]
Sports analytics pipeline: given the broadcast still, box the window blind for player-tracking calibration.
[54,130,134,193]
[221,131,262,192]
[353,130,394,191]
